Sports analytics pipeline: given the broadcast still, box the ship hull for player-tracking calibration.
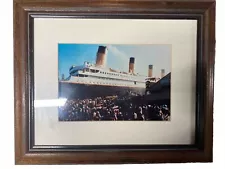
[59,82,146,99]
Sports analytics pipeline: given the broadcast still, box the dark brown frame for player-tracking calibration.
[14,0,215,164]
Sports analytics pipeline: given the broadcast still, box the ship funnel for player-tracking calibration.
[148,65,153,77]
[96,46,107,67]
[129,57,135,73]
[161,69,165,78]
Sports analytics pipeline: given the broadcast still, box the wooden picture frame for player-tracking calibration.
[14,0,215,164]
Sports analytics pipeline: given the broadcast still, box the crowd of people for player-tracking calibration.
[59,93,170,121]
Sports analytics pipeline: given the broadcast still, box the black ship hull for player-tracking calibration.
[59,82,146,99]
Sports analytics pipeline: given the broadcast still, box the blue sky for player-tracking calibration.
[58,44,171,78]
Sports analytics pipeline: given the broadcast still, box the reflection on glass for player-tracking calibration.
[34,98,67,108]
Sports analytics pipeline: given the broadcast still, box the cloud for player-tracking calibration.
[105,45,130,72]
[106,45,129,61]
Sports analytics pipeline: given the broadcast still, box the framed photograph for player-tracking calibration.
[58,44,171,122]
[14,0,215,164]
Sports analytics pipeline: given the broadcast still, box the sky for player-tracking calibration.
[58,44,171,78]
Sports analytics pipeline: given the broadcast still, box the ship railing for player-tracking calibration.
[70,76,145,87]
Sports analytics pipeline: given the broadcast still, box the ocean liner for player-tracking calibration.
[59,46,163,99]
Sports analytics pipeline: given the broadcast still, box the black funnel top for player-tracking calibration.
[97,46,107,54]
[129,57,135,64]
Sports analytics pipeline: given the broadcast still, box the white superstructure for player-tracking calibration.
[60,46,161,88]
[61,61,159,88]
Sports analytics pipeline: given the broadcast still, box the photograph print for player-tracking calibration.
[58,44,171,121]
